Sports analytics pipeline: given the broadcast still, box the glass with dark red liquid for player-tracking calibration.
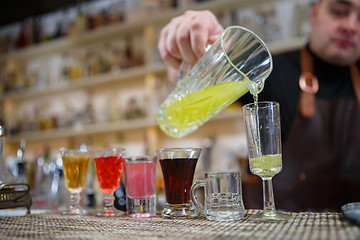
[90,147,125,217]
[156,148,201,219]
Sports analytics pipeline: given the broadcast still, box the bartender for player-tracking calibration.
[157,0,360,211]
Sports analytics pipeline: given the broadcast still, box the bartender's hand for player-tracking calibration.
[158,10,224,70]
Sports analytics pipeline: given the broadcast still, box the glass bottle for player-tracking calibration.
[16,139,27,184]
[0,126,17,187]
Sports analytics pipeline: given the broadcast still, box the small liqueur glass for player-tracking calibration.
[91,147,125,217]
[60,148,91,215]
[124,156,157,218]
[156,148,201,219]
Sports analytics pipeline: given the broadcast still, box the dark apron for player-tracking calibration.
[275,98,360,211]
[243,48,360,212]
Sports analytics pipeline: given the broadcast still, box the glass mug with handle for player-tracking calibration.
[190,171,245,221]
[157,25,273,138]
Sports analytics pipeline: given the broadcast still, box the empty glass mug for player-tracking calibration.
[191,171,245,221]
[157,25,273,138]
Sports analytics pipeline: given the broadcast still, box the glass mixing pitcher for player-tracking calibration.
[157,25,273,138]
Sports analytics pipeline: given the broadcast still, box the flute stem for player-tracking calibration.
[262,178,276,213]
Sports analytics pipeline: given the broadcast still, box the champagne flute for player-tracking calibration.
[60,148,91,215]
[90,148,125,217]
[243,101,290,222]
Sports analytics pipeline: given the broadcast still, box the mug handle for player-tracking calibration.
[190,179,205,214]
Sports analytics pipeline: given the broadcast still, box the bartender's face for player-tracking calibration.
[310,0,360,65]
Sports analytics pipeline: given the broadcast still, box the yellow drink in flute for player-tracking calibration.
[157,79,251,138]
[62,155,91,192]
[249,154,282,178]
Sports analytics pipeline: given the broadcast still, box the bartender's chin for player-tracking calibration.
[329,49,358,66]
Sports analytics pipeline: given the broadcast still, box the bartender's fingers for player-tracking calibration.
[177,10,223,63]
[174,10,204,64]
[176,25,198,65]
[158,10,223,69]
[164,15,184,60]
[190,13,223,59]
[158,21,183,69]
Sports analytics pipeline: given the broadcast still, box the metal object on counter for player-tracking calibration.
[342,202,360,227]
[0,126,32,214]
[0,183,31,214]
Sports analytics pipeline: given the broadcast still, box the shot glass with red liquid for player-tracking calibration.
[90,147,125,217]
[156,148,202,219]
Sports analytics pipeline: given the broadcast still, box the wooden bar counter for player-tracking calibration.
[0,210,359,239]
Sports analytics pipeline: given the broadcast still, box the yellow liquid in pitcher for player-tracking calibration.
[157,80,251,138]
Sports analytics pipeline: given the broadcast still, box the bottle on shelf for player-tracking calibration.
[75,4,86,35]
[0,126,17,189]
[32,17,44,44]
[15,22,28,49]
[33,146,60,209]
[106,95,122,122]
[16,139,27,184]
[124,97,146,120]
[52,153,66,209]
[84,160,96,208]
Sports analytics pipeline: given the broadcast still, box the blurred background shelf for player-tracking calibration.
[0,63,167,101]
[0,0,311,173]
[6,117,157,143]
[0,0,292,61]
[6,110,243,143]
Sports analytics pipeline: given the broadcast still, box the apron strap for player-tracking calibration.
[299,48,360,118]
[350,64,360,105]
[299,48,319,118]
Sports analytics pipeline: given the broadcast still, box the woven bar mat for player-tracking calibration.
[0,210,359,240]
